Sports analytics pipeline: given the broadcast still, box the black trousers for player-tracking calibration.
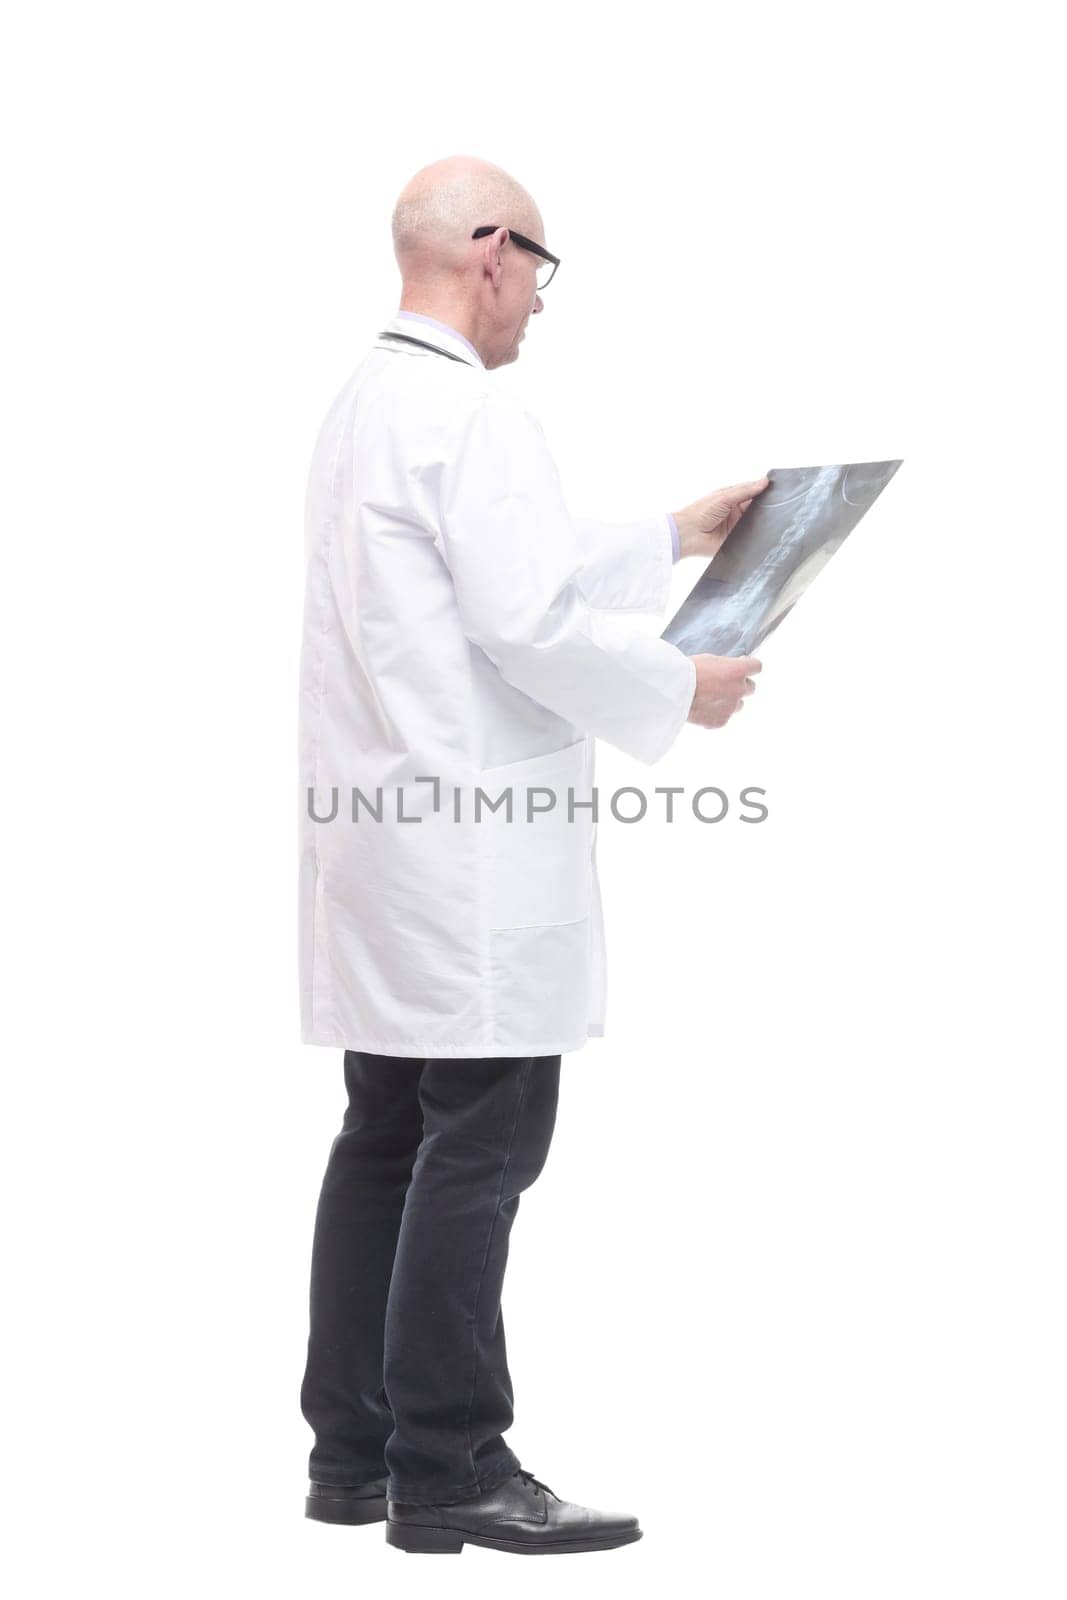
[300,1050,562,1505]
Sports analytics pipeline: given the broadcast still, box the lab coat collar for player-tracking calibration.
[378,309,486,369]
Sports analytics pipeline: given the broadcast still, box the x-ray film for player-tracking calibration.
[661,460,903,657]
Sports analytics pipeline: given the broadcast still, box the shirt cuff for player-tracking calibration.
[666,513,681,562]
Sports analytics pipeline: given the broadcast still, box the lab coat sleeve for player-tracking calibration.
[431,394,696,765]
[571,513,676,613]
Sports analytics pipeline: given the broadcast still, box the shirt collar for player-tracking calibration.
[377,309,485,369]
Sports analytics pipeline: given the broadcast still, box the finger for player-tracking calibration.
[741,677,756,694]
[734,655,762,674]
[720,477,770,503]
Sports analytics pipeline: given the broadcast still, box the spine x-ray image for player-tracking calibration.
[662,461,903,657]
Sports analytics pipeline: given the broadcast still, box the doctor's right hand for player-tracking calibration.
[686,654,762,729]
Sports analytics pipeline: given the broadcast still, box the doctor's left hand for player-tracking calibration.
[671,477,770,561]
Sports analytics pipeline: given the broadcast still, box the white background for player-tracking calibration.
[4,2,1063,1595]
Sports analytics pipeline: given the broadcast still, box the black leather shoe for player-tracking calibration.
[386,1466,642,1554]
[305,1476,389,1524]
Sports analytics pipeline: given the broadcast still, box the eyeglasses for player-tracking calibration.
[471,225,559,290]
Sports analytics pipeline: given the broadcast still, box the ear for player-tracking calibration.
[487,226,509,286]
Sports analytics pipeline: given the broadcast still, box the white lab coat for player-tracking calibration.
[298,311,696,1057]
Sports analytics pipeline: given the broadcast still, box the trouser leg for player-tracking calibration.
[300,1050,424,1485]
[383,1054,562,1505]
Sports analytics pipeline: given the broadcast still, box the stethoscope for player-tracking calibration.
[376,330,475,367]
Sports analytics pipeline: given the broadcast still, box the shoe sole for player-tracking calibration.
[386,1521,642,1554]
[306,1494,388,1525]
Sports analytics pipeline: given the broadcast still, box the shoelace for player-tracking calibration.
[514,1467,557,1500]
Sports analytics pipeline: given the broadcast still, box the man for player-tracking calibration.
[297,154,766,1556]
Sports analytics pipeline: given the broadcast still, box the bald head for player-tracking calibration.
[391,154,543,284]
[389,155,548,371]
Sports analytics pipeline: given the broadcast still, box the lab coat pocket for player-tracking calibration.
[477,738,594,931]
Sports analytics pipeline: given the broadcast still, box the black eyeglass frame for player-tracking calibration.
[471,225,559,289]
